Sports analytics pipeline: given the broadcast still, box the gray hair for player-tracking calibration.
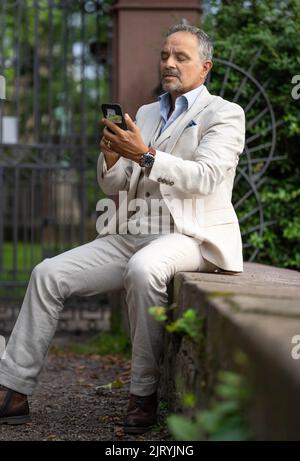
[165,23,213,61]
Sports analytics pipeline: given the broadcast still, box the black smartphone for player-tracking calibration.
[101,103,128,133]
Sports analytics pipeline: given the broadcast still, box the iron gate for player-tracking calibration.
[0,0,111,298]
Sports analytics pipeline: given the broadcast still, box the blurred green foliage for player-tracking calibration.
[167,370,252,441]
[66,331,131,358]
[202,0,300,269]
[149,306,205,342]
[166,308,205,341]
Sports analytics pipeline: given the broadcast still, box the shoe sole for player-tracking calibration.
[0,415,31,425]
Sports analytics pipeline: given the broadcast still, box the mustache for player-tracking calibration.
[161,70,180,78]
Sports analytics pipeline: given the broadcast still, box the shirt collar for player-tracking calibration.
[159,84,204,122]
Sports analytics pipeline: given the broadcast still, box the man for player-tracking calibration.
[0,24,245,434]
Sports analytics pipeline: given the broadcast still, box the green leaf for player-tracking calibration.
[148,306,168,322]
[167,415,203,441]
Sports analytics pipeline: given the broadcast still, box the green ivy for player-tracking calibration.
[202,0,300,269]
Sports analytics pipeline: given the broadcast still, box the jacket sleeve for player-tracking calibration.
[147,102,245,196]
[97,106,145,195]
[97,153,133,195]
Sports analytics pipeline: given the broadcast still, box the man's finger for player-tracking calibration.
[103,127,116,141]
[102,117,123,135]
[124,113,137,132]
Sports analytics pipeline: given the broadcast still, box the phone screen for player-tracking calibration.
[102,104,127,131]
[106,109,122,124]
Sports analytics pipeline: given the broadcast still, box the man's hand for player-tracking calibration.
[101,114,149,163]
[100,136,120,170]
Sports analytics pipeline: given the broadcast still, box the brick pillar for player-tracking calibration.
[111,0,202,118]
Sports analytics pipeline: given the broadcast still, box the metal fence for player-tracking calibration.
[0,0,111,300]
[207,52,281,262]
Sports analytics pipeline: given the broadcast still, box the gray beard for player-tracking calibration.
[161,79,183,93]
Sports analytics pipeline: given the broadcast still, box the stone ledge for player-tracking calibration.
[160,262,300,441]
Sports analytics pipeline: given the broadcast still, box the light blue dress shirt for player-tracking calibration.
[158,84,204,134]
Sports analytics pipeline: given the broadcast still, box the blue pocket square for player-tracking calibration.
[185,120,197,129]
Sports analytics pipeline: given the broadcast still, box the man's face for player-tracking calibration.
[160,31,212,95]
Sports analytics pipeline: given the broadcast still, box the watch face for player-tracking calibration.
[141,152,155,167]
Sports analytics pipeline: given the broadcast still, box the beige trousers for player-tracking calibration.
[0,232,216,396]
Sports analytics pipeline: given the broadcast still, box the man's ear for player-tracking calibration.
[204,59,213,74]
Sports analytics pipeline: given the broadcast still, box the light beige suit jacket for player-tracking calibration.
[97,85,245,272]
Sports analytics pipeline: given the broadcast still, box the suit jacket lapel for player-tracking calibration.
[153,110,185,148]
[156,85,214,153]
[140,103,161,147]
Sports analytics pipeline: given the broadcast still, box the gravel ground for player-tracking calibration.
[0,337,171,441]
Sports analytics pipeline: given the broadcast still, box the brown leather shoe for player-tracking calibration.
[124,392,158,434]
[0,385,30,425]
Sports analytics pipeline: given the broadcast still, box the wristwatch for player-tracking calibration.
[139,148,156,168]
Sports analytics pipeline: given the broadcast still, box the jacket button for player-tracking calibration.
[170,181,174,185]
[157,177,161,182]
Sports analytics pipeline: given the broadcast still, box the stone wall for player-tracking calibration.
[159,263,300,441]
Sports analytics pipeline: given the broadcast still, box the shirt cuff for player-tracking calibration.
[101,152,122,176]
